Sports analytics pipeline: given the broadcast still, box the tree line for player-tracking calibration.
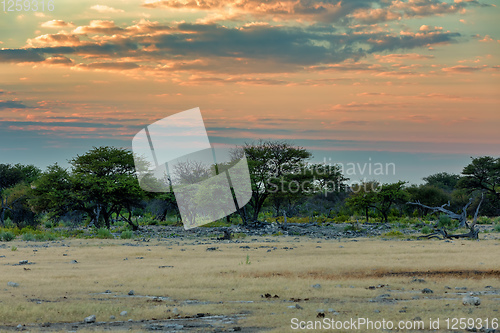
[0,142,498,229]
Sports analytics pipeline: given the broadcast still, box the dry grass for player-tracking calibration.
[0,236,499,332]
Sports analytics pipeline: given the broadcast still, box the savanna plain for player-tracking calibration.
[1,233,499,332]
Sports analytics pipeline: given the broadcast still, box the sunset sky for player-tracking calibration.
[1,0,499,184]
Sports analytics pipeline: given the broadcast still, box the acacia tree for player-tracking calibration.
[69,146,145,229]
[0,163,41,226]
[347,181,407,223]
[346,181,379,222]
[233,140,312,224]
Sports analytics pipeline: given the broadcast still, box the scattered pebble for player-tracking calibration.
[84,315,96,324]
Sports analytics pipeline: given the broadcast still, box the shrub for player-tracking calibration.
[477,216,491,224]
[421,226,432,234]
[11,245,17,251]
[494,224,500,233]
[437,214,457,228]
[22,233,36,241]
[120,230,134,239]
[344,223,364,232]
[96,228,114,239]
[0,231,16,242]
[382,230,404,237]
[44,221,53,229]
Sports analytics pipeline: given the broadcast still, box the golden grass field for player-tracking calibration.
[0,234,499,332]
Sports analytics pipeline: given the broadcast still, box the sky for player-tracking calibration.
[0,0,499,185]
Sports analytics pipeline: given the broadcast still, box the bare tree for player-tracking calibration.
[408,192,485,240]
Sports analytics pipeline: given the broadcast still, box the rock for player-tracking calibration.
[295,303,303,310]
[120,311,128,316]
[172,307,179,315]
[7,281,19,287]
[456,287,467,290]
[206,247,218,251]
[109,316,115,320]
[462,296,481,306]
[422,288,433,294]
[70,260,78,264]
[104,290,112,293]
[128,290,134,295]
[84,315,96,323]
[16,324,23,330]
[19,260,28,265]
[374,310,380,313]
[411,278,426,283]
[311,284,321,289]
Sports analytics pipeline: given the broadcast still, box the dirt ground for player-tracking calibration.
[1,231,499,332]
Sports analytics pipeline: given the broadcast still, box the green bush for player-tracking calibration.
[22,233,36,241]
[477,216,491,224]
[44,221,53,229]
[437,214,457,228]
[343,223,364,232]
[382,230,404,237]
[494,224,500,233]
[0,231,16,242]
[120,230,134,239]
[96,228,114,239]
[421,226,432,234]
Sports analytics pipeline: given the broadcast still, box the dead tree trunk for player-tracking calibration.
[408,193,484,240]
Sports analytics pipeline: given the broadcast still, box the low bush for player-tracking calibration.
[421,226,432,234]
[382,230,404,237]
[0,231,16,242]
[120,230,134,239]
[96,228,114,239]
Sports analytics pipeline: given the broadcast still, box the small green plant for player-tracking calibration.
[11,245,17,251]
[382,230,404,237]
[44,221,53,229]
[96,228,114,239]
[272,231,284,236]
[421,226,432,234]
[240,254,251,265]
[343,223,364,233]
[3,218,14,228]
[0,231,16,242]
[120,230,134,239]
[494,224,500,233]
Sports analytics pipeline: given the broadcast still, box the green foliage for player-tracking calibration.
[382,230,404,237]
[477,216,491,224]
[494,224,500,233]
[240,254,251,265]
[120,230,134,239]
[343,223,364,232]
[96,228,114,239]
[0,231,15,241]
[239,140,313,223]
[22,233,35,241]
[437,214,457,228]
[11,245,17,251]
[421,226,432,234]
[423,172,460,192]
